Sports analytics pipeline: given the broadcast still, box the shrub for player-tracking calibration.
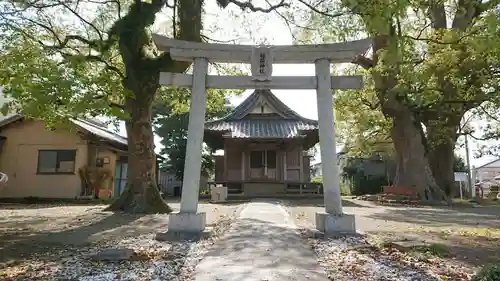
[348,174,387,196]
[472,264,500,281]
[340,181,352,196]
[311,176,352,195]
[311,177,322,183]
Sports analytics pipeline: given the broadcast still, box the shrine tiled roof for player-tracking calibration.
[205,89,318,139]
[205,119,317,138]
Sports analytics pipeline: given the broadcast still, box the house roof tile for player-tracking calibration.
[71,118,127,146]
[0,114,127,147]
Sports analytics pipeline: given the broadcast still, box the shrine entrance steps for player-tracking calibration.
[193,201,329,281]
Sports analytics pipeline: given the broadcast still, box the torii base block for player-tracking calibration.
[156,212,209,241]
[315,212,356,235]
[168,212,206,232]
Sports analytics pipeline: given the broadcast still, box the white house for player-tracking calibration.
[473,158,500,183]
[471,158,500,198]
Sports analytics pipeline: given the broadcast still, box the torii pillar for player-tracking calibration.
[153,34,371,235]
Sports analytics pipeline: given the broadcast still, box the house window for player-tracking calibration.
[37,150,77,174]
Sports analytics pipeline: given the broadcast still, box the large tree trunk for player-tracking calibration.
[428,143,456,197]
[390,110,448,203]
[427,126,458,198]
[106,95,172,214]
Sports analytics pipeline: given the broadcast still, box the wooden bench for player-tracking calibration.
[380,186,419,204]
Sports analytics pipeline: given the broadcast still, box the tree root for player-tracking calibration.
[106,184,173,214]
[424,165,451,205]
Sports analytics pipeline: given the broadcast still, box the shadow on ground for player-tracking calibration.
[0,200,240,267]
[286,198,500,268]
[196,217,328,281]
[196,217,439,281]
[367,206,500,228]
[285,198,370,208]
[0,212,151,263]
[365,206,500,267]
[369,228,500,267]
[435,232,500,266]
[164,198,249,207]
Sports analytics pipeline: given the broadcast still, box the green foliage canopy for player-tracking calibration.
[153,88,232,180]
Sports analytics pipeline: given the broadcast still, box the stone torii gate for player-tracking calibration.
[153,34,371,235]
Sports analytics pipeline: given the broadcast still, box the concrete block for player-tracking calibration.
[315,212,356,235]
[211,185,228,202]
[168,212,206,232]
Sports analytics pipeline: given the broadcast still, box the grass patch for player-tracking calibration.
[454,227,500,239]
[410,243,450,258]
[366,234,392,250]
[367,234,449,257]
[452,198,500,207]
[365,234,450,263]
[416,226,500,240]
[472,263,500,281]
[407,243,450,263]
[475,198,500,206]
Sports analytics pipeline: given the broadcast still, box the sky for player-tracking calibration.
[122,0,498,167]
[1,0,496,168]
[156,0,497,167]
[152,1,323,156]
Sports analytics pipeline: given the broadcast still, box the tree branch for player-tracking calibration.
[58,0,105,43]
[85,0,122,16]
[7,18,124,78]
[270,0,315,40]
[403,30,478,45]
[451,0,483,30]
[11,14,102,51]
[200,34,240,44]
[295,0,350,18]
[476,0,500,15]
[352,55,374,69]
[479,104,500,123]
[62,53,125,78]
[3,11,124,78]
[463,131,500,141]
[360,97,380,110]
[221,0,289,12]
[93,94,125,110]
